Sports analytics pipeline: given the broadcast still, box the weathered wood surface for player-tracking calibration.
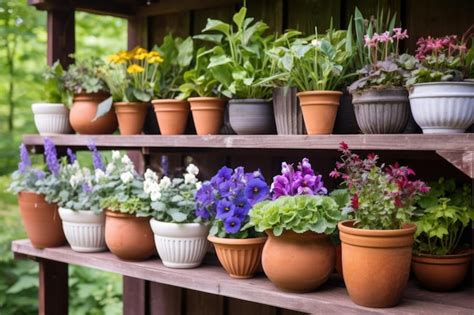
[38,259,68,315]
[136,0,240,17]
[12,240,474,315]
[123,277,147,315]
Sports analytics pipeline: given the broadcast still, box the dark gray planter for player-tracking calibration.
[352,87,409,134]
[229,99,276,135]
[220,102,236,134]
[333,90,360,134]
[272,87,305,135]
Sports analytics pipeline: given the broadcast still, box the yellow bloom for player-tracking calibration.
[127,64,145,74]
[147,55,164,64]
[134,52,148,60]
[107,50,128,64]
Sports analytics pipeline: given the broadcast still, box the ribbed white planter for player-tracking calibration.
[32,103,73,135]
[58,208,106,253]
[150,219,210,269]
[409,82,474,134]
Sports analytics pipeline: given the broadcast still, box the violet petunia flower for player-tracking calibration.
[245,178,269,205]
[44,138,60,176]
[210,166,233,188]
[224,216,242,234]
[18,143,31,173]
[216,199,235,220]
[195,206,211,220]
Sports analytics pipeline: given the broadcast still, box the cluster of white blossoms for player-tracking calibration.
[67,161,91,188]
[184,164,199,185]
[101,151,137,185]
[144,169,162,201]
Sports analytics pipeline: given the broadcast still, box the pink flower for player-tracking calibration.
[339,141,349,151]
[392,28,409,40]
[329,169,340,179]
[351,194,359,210]
[364,34,377,48]
[377,31,393,43]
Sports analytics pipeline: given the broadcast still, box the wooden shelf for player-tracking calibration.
[12,239,474,314]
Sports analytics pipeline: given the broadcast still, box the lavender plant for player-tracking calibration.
[9,144,46,194]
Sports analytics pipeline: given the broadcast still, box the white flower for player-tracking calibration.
[106,163,115,175]
[95,169,106,181]
[112,150,121,160]
[311,39,321,48]
[120,171,134,184]
[158,176,171,190]
[69,173,83,188]
[121,154,132,165]
[195,181,202,190]
[184,173,197,185]
[186,164,199,176]
[150,190,161,202]
[144,169,158,182]
[144,180,160,195]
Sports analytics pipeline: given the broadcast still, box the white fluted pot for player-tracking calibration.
[150,219,210,269]
[409,82,474,134]
[32,103,73,135]
[58,208,106,252]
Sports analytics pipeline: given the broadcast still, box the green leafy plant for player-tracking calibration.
[42,61,70,105]
[63,57,108,95]
[179,48,219,99]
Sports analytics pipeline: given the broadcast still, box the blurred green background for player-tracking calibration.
[0,0,127,313]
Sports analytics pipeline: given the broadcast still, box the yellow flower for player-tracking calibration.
[127,64,145,74]
[107,51,128,64]
[147,55,164,64]
[134,52,148,60]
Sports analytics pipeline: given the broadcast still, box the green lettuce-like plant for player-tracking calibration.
[244,195,341,236]
[63,58,109,95]
[42,61,70,105]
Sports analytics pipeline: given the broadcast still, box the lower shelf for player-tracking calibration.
[12,239,473,314]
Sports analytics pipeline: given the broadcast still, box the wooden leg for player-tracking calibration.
[123,276,147,315]
[149,282,183,315]
[38,259,68,315]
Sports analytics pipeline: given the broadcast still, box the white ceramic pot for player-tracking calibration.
[32,103,73,135]
[58,208,106,253]
[150,219,210,269]
[409,82,474,134]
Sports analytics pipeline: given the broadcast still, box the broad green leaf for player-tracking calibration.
[203,19,230,35]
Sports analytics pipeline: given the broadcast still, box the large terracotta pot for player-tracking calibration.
[189,97,226,135]
[296,91,341,135]
[152,99,190,135]
[69,93,118,134]
[338,220,416,308]
[412,252,472,291]
[262,230,335,292]
[208,235,266,279]
[113,102,149,135]
[105,211,155,261]
[18,192,66,249]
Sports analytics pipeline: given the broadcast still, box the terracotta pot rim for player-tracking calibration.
[113,102,149,107]
[296,90,343,97]
[151,99,189,105]
[188,97,226,102]
[73,92,110,101]
[265,229,329,239]
[338,220,417,237]
[105,210,149,219]
[208,235,267,245]
[413,251,473,260]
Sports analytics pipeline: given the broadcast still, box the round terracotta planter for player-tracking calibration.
[113,102,149,135]
[104,211,155,261]
[69,93,118,134]
[208,235,266,279]
[152,99,190,135]
[17,192,66,249]
[296,91,341,135]
[338,220,416,308]
[262,230,335,292]
[189,97,226,135]
[412,252,472,292]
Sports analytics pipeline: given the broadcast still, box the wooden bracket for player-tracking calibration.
[436,150,474,179]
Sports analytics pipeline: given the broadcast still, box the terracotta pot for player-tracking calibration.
[412,252,472,291]
[228,99,276,135]
[272,87,305,135]
[297,91,341,135]
[17,192,66,249]
[113,102,149,135]
[69,93,118,134]
[105,211,155,261]
[152,99,190,135]
[189,97,226,135]
[262,230,335,292]
[208,235,266,279]
[338,220,416,308]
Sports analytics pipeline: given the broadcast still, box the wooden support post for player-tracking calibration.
[38,259,68,315]
[123,276,147,315]
[47,9,75,67]
[128,16,149,49]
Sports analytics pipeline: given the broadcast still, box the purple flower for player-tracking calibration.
[195,182,214,205]
[44,138,60,176]
[216,200,235,219]
[271,175,290,199]
[234,193,251,217]
[33,169,45,180]
[161,156,169,176]
[218,181,234,198]
[87,141,104,171]
[224,216,242,234]
[244,169,265,183]
[210,166,232,188]
[298,158,315,176]
[195,206,211,220]
[18,144,31,173]
[67,148,77,164]
[245,178,269,205]
[82,183,92,193]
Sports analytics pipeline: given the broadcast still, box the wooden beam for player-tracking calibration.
[38,259,68,315]
[29,0,135,18]
[123,277,147,315]
[47,9,75,67]
[436,151,474,179]
[136,0,240,17]
[128,16,149,49]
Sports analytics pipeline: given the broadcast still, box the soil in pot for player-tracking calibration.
[105,211,155,261]
[32,103,73,135]
[338,220,416,308]
[189,97,226,135]
[18,192,66,249]
[113,102,149,135]
[262,230,335,292]
[297,91,341,135]
[69,93,118,134]
[152,99,190,135]
[228,99,276,135]
[272,87,305,135]
[208,235,266,279]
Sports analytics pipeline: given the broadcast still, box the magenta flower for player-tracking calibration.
[393,28,409,40]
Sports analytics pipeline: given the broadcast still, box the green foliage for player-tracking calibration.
[245,195,341,236]
[42,61,70,104]
[179,48,220,98]
[63,58,108,95]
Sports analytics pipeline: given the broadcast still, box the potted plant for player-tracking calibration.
[32,61,72,135]
[412,178,474,291]
[195,166,269,278]
[64,58,118,134]
[197,7,276,134]
[144,164,208,268]
[97,150,154,261]
[151,35,194,135]
[330,142,429,307]
[407,28,474,133]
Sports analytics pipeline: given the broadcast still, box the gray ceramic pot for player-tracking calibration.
[272,87,305,135]
[228,99,276,135]
[352,87,409,134]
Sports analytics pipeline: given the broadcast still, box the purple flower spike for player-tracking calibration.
[224,216,242,234]
[67,148,77,164]
[18,143,31,173]
[44,138,60,176]
[299,158,315,176]
[33,169,46,180]
[87,140,104,171]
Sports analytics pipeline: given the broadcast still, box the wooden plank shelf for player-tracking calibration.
[12,239,474,315]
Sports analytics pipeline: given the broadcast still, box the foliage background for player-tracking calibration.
[0,0,127,313]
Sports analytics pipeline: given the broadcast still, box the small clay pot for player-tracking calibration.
[338,220,416,308]
[18,192,66,249]
[189,97,226,135]
[208,235,266,279]
[152,99,190,135]
[262,230,335,292]
[113,102,149,135]
[105,211,155,261]
[412,252,472,292]
[297,91,341,135]
[69,93,118,134]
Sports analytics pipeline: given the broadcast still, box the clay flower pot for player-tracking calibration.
[105,211,155,261]
[69,93,118,134]
[32,103,73,135]
[338,220,416,308]
[113,102,149,135]
[152,99,190,135]
[18,192,66,249]
[228,99,276,135]
[296,91,341,135]
[262,230,335,292]
[189,97,226,135]
[208,235,266,279]
[412,252,472,291]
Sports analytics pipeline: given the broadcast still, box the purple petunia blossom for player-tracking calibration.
[18,143,31,173]
[210,166,232,188]
[224,216,242,234]
[195,182,214,205]
[218,181,234,198]
[87,141,105,171]
[245,178,270,205]
[195,205,211,220]
[216,199,235,219]
[233,193,251,217]
[44,138,60,176]
[67,148,77,164]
